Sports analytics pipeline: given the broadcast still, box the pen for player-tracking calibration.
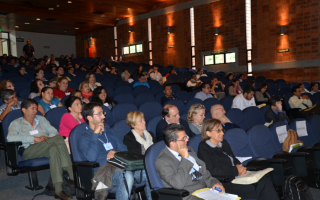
[214,187,222,192]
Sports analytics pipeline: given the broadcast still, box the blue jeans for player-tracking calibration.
[112,169,152,200]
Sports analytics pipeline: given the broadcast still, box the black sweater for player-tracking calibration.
[123,131,157,155]
[198,140,241,179]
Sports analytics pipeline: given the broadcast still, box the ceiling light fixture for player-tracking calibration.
[75,27,79,29]
[25,22,30,24]
[215,27,219,36]
[15,26,19,28]
[48,8,54,10]
[68,1,72,3]
[280,26,285,36]
[128,26,132,33]
[36,18,40,20]
[167,26,172,34]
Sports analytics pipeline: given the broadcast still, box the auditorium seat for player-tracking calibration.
[15,81,30,94]
[19,88,31,99]
[260,105,270,116]
[289,82,298,89]
[275,79,286,85]
[114,80,131,88]
[189,90,200,98]
[243,106,266,128]
[112,120,131,142]
[265,79,276,84]
[164,99,185,114]
[255,76,266,82]
[101,80,115,89]
[150,85,163,95]
[155,92,165,104]
[102,105,114,127]
[68,81,78,90]
[104,86,115,98]
[278,83,290,90]
[133,85,151,96]
[45,107,68,131]
[225,108,249,130]
[146,115,162,135]
[203,98,220,113]
[60,95,69,106]
[279,87,291,98]
[184,98,203,114]
[135,93,155,107]
[111,103,138,122]
[148,80,160,88]
[139,102,162,121]
[220,96,234,111]
[174,91,190,103]
[114,85,132,96]
[170,84,181,94]
[114,93,135,104]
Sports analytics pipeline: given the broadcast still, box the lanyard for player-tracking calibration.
[98,132,109,144]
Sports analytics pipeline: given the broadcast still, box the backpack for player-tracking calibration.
[284,174,313,200]
[283,129,303,152]
[107,151,144,171]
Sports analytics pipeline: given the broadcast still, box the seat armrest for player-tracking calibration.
[313,142,320,147]
[290,152,309,157]
[6,141,22,146]
[5,142,22,168]
[152,188,189,198]
[246,158,270,170]
[215,177,231,183]
[74,161,100,168]
[267,158,287,164]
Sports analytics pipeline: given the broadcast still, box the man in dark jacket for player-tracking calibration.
[156,104,196,141]
[265,95,291,124]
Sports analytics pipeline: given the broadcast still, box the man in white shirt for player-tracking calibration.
[196,69,207,80]
[187,74,202,91]
[231,86,256,110]
[150,66,163,84]
[194,83,217,101]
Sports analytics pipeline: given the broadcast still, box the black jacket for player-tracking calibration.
[123,131,157,155]
[156,118,196,141]
[198,140,241,179]
[265,108,291,124]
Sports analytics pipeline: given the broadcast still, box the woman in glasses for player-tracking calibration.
[187,104,206,135]
[198,119,279,200]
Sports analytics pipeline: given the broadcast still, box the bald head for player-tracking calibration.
[210,104,226,119]
[162,104,180,124]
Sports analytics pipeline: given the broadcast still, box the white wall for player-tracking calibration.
[16,31,76,58]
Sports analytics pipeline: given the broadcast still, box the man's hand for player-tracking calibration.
[212,182,225,194]
[276,102,282,111]
[236,164,247,176]
[219,115,231,124]
[106,150,118,160]
[177,142,189,158]
[34,136,48,143]
[7,99,16,107]
[302,95,310,100]
[83,98,90,104]
[93,122,105,134]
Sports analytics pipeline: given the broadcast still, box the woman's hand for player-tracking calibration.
[236,164,247,176]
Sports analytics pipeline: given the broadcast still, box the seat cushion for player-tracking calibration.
[18,155,50,168]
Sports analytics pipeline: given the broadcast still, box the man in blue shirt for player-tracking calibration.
[23,39,35,58]
[133,73,150,88]
[78,103,151,200]
[194,83,218,101]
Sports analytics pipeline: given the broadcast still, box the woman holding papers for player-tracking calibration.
[198,119,280,200]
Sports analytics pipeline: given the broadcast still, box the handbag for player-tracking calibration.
[107,151,144,171]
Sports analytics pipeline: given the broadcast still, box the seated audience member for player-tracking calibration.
[34,68,47,83]
[150,66,163,84]
[231,86,256,110]
[33,63,42,71]
[86,72,101,91]
[94,67,104,75]
[165,69,177,78]
[78,103,152,200]
[109,67,117,75]
[310,82,319,95]
[59,96,85,138]
[155,124,224,199]
[124,111,156,154]
[0,79,15,93]
[56,66,71,81]
[91,86,117,110]
[187,104,205,135]
[248,80,255,88]
[29,79,45,99]
[121,71,134,83]
[196,68,207,80]
[133,73,150,88]
[7,99,74,200]
[0,90,21,122]
[225,72,234,84]
[1,58,7,66]
[187,73,202,91]
[69,89,89,106]
[161,84,178,105]
[298,83,310,93]
[211,76,225,100]
[53,77,74,100]
[95,60,105,69]
[211,104,240,130]
[24,60,30,68]
[18,66,27,76]
[48,76,58,89]
[265,95,290,124]
[198,119,279,200]
[49,65,57,75]
[134,65,143,77]
[79,64,87,72]
[228,78,243,96]
[38,87,63,114]
[156,104,195,141]
[9,58,16,67]
[255,82,271,105]
[195,83,217,101]
[79,81,93,99]
[239,73,246,82]
[67,67,76,77]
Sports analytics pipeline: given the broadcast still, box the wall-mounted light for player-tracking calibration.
[90,33,93,39]
[167,26,172,34]
[280,26,285,35]
[128,26,132,33]
[215,27,219,36]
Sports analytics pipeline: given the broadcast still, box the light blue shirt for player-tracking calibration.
[194,91,213,101]
[133,81,150,88]
[38,97,61,113]
[166,146,200,173]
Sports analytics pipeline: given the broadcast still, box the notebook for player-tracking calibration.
[192,188,240,200]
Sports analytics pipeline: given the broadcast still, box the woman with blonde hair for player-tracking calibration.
[85,72,101,91]
[79,81,93,100]
[53,77,74,100]
[187,104,206,135]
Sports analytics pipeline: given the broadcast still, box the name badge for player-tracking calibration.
[50,105,57,109]
[30,130,39,135]
[103,143,113,151]
[65,92,70,96]
[104,103,109,107]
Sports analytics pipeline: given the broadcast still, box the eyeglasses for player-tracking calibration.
[174,135,189,142]
[212,129,225,133]
[93,112,106,116]
[7,95,17,101]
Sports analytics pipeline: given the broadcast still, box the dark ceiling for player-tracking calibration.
[0,0,167,35]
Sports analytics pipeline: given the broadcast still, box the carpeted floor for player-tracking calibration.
[1,150,320,200]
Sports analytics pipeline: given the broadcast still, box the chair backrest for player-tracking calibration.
[135,93,155,107]
[2,109,43,142]
[155,92,165,104]
[289,82,298,89]
[150,85,163,95]
[14,81,30,94]
[114,80,131,88]
[139,102,162,121]
[255,76,266,82]
[220,96,234,111]
[225,108,249,130]
[133,85,151,96]
[146,115,162,134]
[144,141,166,190]
[288,118,317,147]
[268,82,277,90]
[114,93,135,104]
[170,84,181,94]
[265,79,275,84]
[260,105,270,117]
[247,125,282,158]
[174,91,190,103]
[268,88,279,97]
[278,82,289,90]
[283,92,294,110]
[166,74,180,84]
[302,82,311,90]
[313,92,320,104]
[148,80,160,88]
[243,106,266,128]
[112,120,131,143]
[68,81,78,90]
[102,105,114,127]
[104,86,115,98]
[306,115,320,142]
[189,90,200,98]
[101,81,115,89]
[203,98,220,113]
[188,134,203,154]
[184,98,203,114]
[180,113,188,121]
[19,88,31,99]
[33,96,41,101]
[111,103,138,122]
[45,107,68,131]
[275,79,286,85]
[164,100,185,114]
[61,95,70,106]
[224,128,255,157]
[268,122,290,150]
[114,86,132,96]
[69,123,89,162]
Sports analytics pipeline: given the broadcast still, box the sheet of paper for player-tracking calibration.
[296,121,308,137]
[264,120,273,127]
[276,125,287,143]
[289,143,303,152]
[195,189,238,200]
[236,156,252,163]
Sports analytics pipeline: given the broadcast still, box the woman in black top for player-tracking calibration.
[123,111,156,155]
[198,119,279,200]
[91,86,117,110]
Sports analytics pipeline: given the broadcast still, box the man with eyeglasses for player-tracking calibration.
[78,103,152,200]
[194,83,218,101]
[150,66,163,85]
[0,89,21,122]
[155,124,224,200]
